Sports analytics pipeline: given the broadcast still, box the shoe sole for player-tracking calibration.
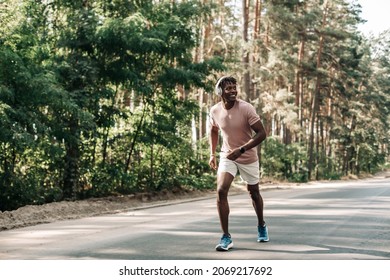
[215,242,234,251]
[257,239,269,242]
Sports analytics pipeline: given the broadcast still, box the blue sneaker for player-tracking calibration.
[257,225,269,242]
[215,234,233,251]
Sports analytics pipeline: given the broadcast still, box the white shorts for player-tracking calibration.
[218,157,259,185]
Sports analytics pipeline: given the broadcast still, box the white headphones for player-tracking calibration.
[215,76,228,96]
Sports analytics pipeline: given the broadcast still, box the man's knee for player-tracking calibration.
[247,184,260,199]
[217,184,229,200]
[217,172,234,199]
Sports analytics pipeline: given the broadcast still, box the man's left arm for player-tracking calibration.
[242,120,267,151]
[226,120,267,160]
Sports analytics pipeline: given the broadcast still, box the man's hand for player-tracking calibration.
[209,155,217,170]
[226,148,242,161]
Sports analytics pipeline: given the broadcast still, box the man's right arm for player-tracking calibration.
[209,125,219,170]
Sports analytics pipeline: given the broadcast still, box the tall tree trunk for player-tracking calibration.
[102,85,118,167]
[242,0,251,100]
[198,0,211,147]
[295,38,305,142]
[254,0,262,42]
[308,0,329,180]
[348,115,357,174]
[294,2,305,133]
[253,0,263,166]
[63,116,80,199]
[326,69,335,175]
[124,103,147,175]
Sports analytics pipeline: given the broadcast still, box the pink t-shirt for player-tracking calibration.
[210,99,261,164]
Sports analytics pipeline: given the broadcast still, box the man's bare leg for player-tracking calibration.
[247,183,265,227]
[217,172,235,235]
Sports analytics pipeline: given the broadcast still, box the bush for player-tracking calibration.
[262,137,308,182]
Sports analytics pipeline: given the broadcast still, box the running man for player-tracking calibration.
[209,76,269,251]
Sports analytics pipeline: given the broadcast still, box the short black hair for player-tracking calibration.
[218,76,237,90]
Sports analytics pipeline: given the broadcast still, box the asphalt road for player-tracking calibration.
[1,175,390,260]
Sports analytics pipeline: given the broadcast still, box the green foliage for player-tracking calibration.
[261,137,308,182]
[0,0,388,211]
[0,0,222,211]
